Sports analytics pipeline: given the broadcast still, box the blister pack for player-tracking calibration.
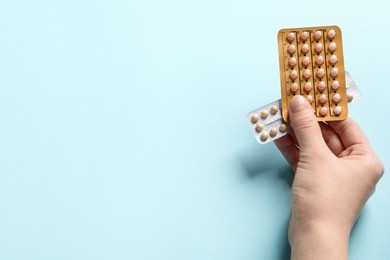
[278,26,347,121]
[246,71,361,144]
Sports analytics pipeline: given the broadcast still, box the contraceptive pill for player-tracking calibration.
[278,26,348,121]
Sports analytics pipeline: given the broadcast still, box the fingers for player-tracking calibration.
[327,117,370,148]
[288,95,327,152]
[274,133,299,171]
[319,122,345,156]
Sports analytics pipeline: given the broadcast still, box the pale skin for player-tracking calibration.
[274,95,384,260]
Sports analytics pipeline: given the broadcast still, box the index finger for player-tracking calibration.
[327,117,370,148]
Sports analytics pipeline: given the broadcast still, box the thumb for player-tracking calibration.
[289,95,326,151]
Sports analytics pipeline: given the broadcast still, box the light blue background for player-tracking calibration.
[1,0,389,259]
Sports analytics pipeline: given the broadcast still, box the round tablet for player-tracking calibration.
[317,81,326,91]
[334,106,342,115]
[287,32,296,42]
[269,127,278,137]
[300,31,309,41]
[347,93,354,102]
[319,107,328,116]
[279,124,288,132]
[261,110,269,119]
[288,45,296,54]
[251,114,259,123]
[255,123,264,132]
[303,69,312,79]
[319,94,327,104]
[290,83,299,92]
[332,93,341,103]
[332,80,340,90]
[306,95,313,104]
[270,105,278,114]
[327,29,336,39]
[260,132,269,141]
[304,82,312,92]
[330,68,339,77]
[317,68,325,78]
[316,56,324,65]
[288,57,297,67]
[329,55,338,64]
[328,42,337,52]
[290,70,298,80]
[314,30,322,40]
[302,56,311,66]
[301,44,310,54]
[314,43,323,53]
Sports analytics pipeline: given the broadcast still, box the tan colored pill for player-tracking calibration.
[270,105,278,115]
[250,114,259,123]
[255,123,264,132]
[260,132,269,141]
[261,110,269,119]
[279,124,288,132]
[347,93,354,102]
[269,127,278,137]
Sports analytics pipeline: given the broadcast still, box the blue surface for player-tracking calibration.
[1,0,389,259]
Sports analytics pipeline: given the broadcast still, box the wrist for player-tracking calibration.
[290,221,350,260]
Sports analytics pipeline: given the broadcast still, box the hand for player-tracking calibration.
[274,95,384,260]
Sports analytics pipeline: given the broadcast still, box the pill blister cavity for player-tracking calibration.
[319,107,328,116]
[270,105,278,115]
[314,43,323,53]
[289,57,297,67]
[314,30,322,40]
[290,70,298,80]
[317,81,326,91]
[330,55,338,64]
[261,110,269,119]
[303,69,312,79]
[290,83,299,93]
[288,45,296,54]
[301,44,310,54]
[332,93,341,103]
[332,80,340,90]
[304,82,312,92]
[260,132,269,141]
[328,42,337,52]
[319,94,327,104]
[316,56,324,65]
[302,57,311,66]
[334,106,342,115]
[317,69,325,79]
[287,32,296,42]
[256,123,265,132]
[269,127,278,137]
[306,95,313,104]
[330,68,339,77]
[300,31,309,41]
[251,114,259,123]
[279,124,288,132]
[327,29,336,39]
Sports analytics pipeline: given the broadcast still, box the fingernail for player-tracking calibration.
[290,95,310,113]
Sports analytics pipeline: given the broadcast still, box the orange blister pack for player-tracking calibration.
[278,25,348,121]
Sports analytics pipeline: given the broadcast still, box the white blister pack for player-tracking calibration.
[246,71,361,144]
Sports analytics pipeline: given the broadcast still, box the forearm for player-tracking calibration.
[290,223,350,260]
